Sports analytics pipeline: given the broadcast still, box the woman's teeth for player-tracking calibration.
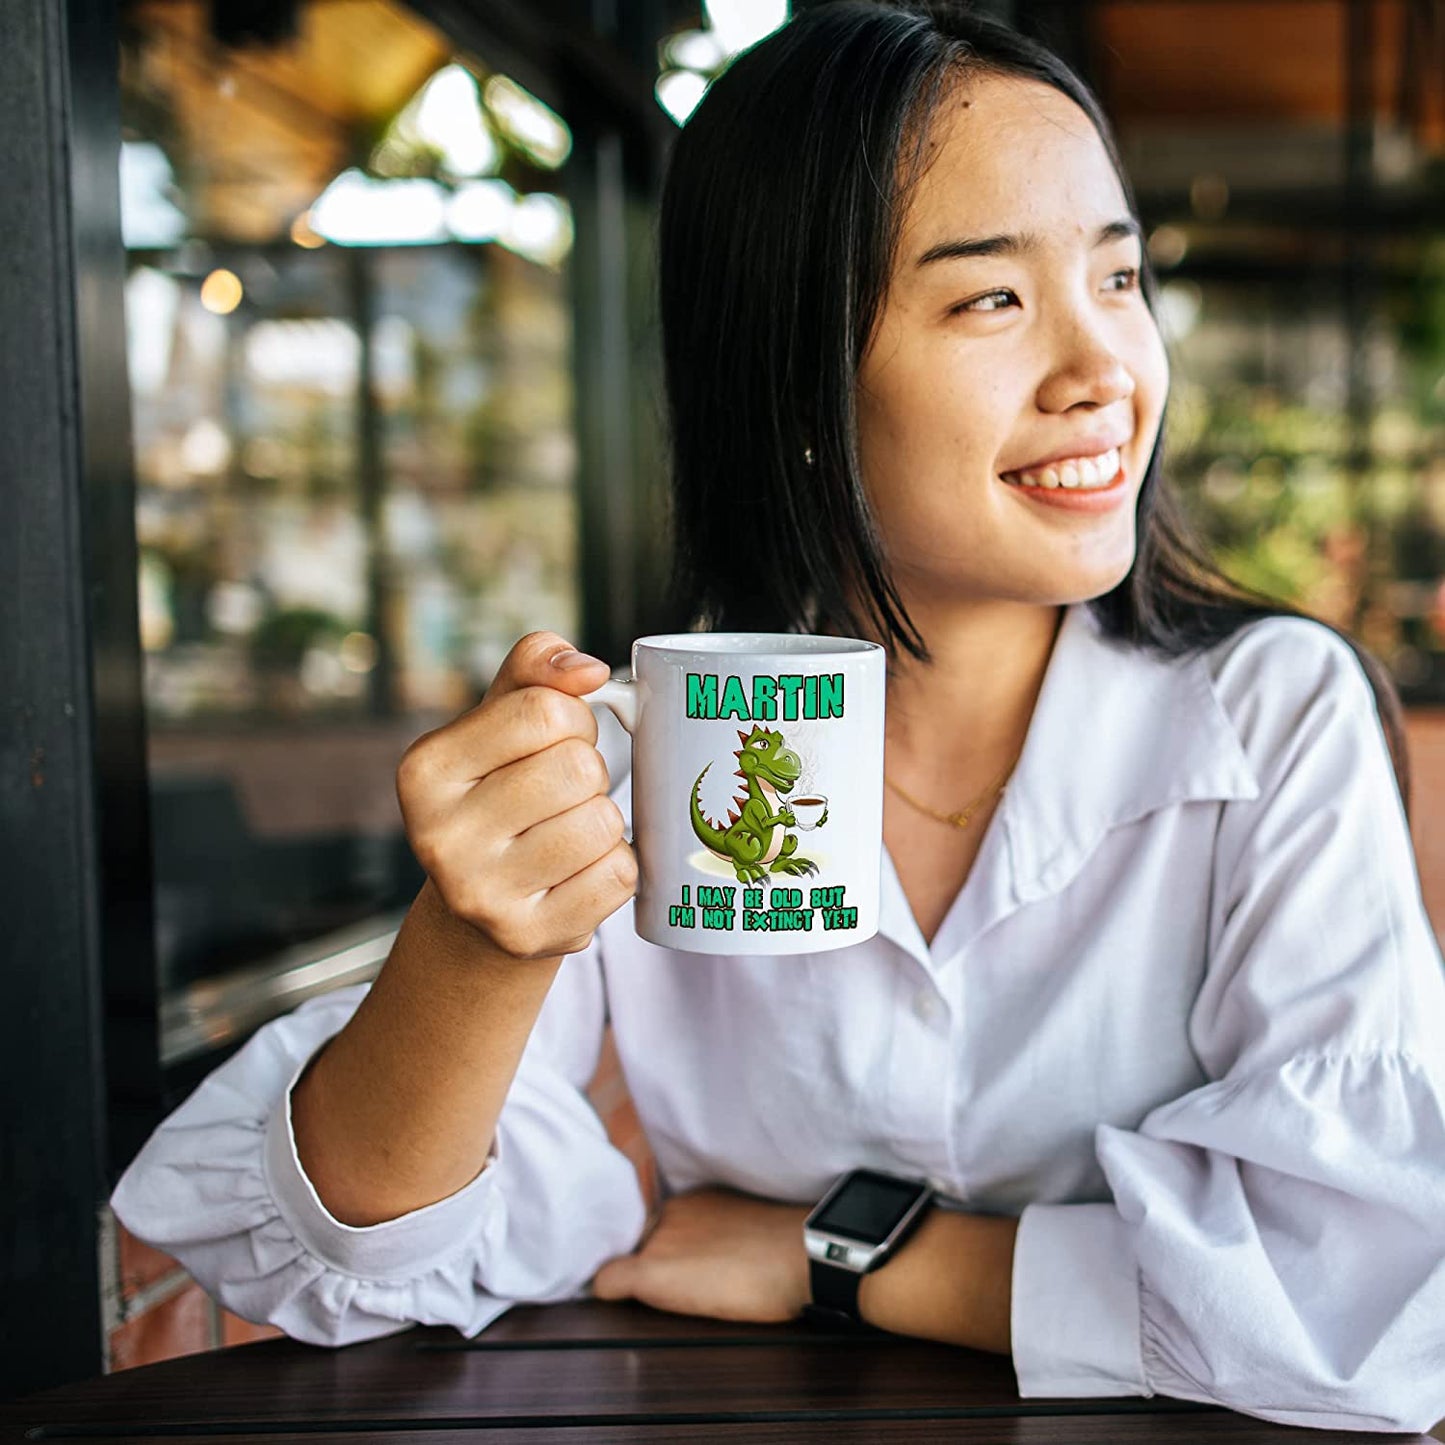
[1001,447,1121,490]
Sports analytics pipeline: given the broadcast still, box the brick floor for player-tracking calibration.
[108,1279,215,1371]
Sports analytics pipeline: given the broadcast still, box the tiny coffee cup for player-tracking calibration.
[583,632,885,954]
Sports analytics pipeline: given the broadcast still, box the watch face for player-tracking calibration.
[809,1170,928,1244]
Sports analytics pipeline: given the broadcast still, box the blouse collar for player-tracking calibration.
[1006,600,1260,900]
[879,600,1261,969]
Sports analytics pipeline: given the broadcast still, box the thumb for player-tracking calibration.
[485,630,612,704]
[590,1257,635,1301]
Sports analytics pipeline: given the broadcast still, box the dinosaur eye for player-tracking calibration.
[749,738,767,749]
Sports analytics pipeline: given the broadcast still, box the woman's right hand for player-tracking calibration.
[395,630,636,962]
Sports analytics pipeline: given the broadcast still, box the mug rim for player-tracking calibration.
[632,631,883,658]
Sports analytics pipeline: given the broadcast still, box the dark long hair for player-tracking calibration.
[656,0,1412,817]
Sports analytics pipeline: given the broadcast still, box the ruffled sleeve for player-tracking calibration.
[1010,618,1445,1434]
[109,926,647,1348]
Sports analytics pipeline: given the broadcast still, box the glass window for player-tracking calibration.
[120,0,580,1064]
[1097,0,1445,701]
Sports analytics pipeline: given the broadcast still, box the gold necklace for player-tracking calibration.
[885,754,1020,830]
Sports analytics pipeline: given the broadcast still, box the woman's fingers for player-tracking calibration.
[393,629,631,961]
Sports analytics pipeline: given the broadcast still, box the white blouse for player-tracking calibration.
[111,602,1445,1435]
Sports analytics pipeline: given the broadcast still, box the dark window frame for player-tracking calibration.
[1,0,672,1397]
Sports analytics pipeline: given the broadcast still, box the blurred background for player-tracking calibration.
[5,0,1445,1401]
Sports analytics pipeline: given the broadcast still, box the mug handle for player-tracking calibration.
[580,677,638,736]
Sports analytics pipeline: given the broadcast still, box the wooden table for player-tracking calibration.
[3,1300,1432,1442]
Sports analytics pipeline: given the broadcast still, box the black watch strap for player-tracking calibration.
[802,1258,886,1333]
[808,1256,861,1319]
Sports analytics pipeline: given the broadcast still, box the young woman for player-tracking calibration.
[112,2,1445,1432]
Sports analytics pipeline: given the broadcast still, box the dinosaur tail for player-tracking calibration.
[689,764,730,853]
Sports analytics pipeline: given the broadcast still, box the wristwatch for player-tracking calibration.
[802,1168,934,1329]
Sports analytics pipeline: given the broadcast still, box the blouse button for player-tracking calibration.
[912,989,942,1023]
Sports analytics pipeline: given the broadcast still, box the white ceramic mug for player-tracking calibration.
[583,632,885,954]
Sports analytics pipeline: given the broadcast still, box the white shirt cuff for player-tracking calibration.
[263,1053,504,1281]
[1010,1201,1153,1399]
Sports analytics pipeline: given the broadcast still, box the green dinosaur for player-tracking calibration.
[688,725,828,885]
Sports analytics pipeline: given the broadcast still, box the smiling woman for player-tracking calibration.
[852,69,1168,627]
[657,1,1411,815]
[108,2,1445,1437]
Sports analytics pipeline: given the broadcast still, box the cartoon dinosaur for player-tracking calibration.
[689,724,828,884]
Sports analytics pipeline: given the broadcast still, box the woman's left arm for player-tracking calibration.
[588,1179,1018,1353]
[1002,622,1445,1435]
[595,622,1445,1433]
[856,1206,1017,1354]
